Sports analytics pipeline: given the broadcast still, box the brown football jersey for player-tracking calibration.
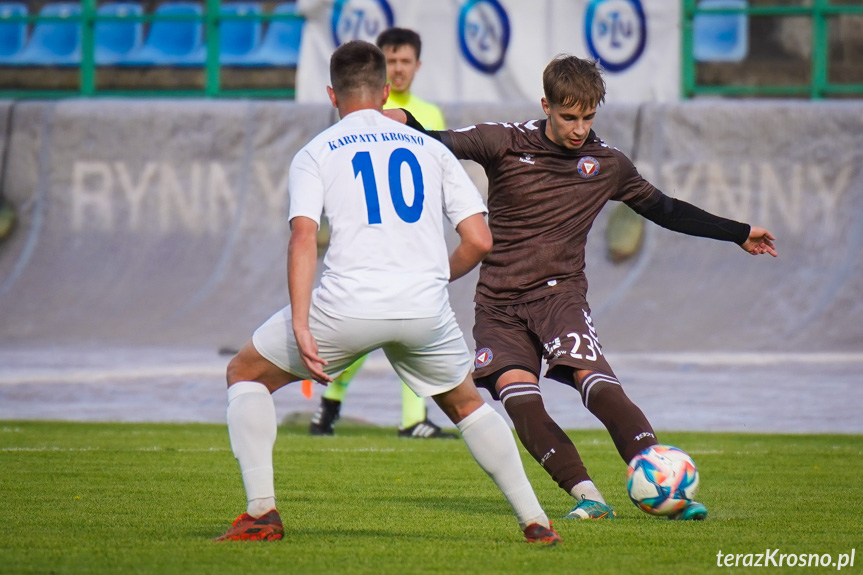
[441,120,662,305]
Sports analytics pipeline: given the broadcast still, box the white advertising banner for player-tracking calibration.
[296,0,681,105]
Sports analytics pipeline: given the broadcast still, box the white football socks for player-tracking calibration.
[456,403,550,530]
[571,479,606,504]
[226,381,278,518]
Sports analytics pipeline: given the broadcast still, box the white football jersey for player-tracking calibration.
[288,109,486,319]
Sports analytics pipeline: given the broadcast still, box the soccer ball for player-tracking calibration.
[626,445,699,516]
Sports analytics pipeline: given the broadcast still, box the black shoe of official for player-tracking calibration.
[309,398,341,436]
[397,418,458,439]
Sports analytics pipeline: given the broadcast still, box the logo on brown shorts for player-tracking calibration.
[475,348,493,368]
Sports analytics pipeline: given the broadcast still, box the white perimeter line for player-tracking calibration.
[0,364,228,385]
[1,353,861,385]
[608,352,863,366]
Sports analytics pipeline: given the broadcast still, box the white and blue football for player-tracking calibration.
[626,445,700,516]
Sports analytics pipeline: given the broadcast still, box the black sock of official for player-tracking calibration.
[499,382,591,493]
[578,372,658,464]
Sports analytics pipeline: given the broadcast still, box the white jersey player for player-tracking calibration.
[288,107,482,323]
[215,40,561,545]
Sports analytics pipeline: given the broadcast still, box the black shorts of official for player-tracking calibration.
[471,289,616,400]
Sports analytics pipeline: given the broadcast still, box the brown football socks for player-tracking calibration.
[499,382,591,492]
[577,371,658,463]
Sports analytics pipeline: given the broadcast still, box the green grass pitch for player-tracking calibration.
[1,421,860,575]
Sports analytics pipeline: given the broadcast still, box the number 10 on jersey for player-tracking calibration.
[352,148,425,224]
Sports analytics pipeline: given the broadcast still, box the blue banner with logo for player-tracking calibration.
[296,0,680,104]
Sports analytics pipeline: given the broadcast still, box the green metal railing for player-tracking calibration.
[0,0,302,99]
[7,1,861,100]
[682,0,863,99]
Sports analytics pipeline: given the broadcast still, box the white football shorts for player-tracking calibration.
[252,303,472,398]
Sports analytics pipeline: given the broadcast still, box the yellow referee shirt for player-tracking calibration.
[384,90,446,130]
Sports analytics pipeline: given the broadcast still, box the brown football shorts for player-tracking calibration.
[472,289,616,399]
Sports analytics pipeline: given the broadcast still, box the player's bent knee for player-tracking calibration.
[571,369,622,405]
[226,341,297,392]
[432,376,484,424]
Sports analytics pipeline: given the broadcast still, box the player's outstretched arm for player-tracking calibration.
[385,108,447,143]
[449,213,493,282]
[288,216,332,383]
[740,226,778,257]
[637,195,779,257]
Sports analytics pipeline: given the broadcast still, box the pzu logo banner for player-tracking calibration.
[329,0,646,77]
[458,0,510,74]
[585,0,647,72]
[331,0,394,46]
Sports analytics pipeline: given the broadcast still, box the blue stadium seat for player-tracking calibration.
[220,2,263,65]
[0,2,27,64]
[693,0,749,62]
[95,2,144,65]
[13,2,81,66]
[123,2,206,66]
[246,2,303,66]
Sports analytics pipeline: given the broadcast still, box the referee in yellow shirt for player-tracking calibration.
[310,28,452,438]
[379,28,445,131]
